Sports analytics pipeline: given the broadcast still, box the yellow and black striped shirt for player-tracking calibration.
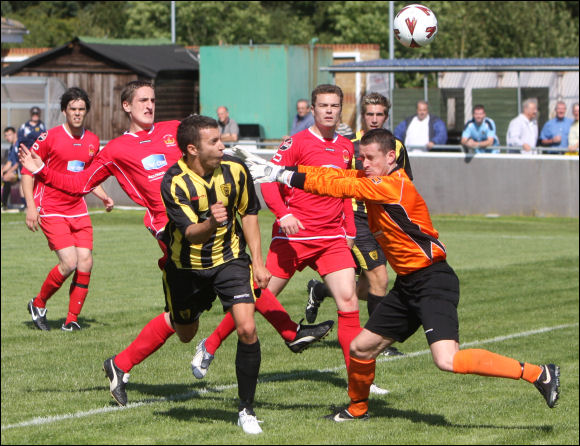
[160,155,260,270]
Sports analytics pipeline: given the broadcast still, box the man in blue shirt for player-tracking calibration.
[461,105,499,154]
[540,101,574,154]
[290,99,315,135]
[18,106,46,150]
[1,126,23,210]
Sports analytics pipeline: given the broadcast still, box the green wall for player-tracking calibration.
[200,45,332,140]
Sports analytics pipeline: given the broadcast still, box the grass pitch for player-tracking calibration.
[1,210,578,444]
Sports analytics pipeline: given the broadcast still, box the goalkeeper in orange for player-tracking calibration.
[230,128,560,421]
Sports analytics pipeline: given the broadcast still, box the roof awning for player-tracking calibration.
[321,57,580,73]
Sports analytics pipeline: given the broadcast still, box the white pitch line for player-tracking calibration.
[2,322,577,431]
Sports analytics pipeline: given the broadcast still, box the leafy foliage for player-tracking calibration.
[3,1,578,58]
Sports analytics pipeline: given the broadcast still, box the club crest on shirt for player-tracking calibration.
[342,149,350,164]
[37,132,48,142]
[279,137,292,151]
[220,183,232,197]
[88,144,96,156]
[371,177,382,185]
[163,134,177,147]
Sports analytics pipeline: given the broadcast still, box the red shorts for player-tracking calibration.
[40,215,93,251]
[266,237,356,279]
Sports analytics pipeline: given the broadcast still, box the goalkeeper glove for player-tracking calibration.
[229,145,294,186]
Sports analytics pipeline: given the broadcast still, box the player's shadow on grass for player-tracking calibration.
[154,406,237,425]
[257,368,346,389]
[369,399,553,432]
[24,316,98,331]
[103,381,218,400]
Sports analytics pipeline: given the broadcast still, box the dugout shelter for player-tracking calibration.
[322,57,579,145]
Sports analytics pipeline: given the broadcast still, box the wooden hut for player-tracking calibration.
[1,37,199,140]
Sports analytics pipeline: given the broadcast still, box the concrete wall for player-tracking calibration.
[86,153,579,218]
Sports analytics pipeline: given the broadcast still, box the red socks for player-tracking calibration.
[255,288,299,342]
[205,313,236,355]
[115,313,176,373]
[206,288,300,355]
[65,270,91,324]
[34,265,66,308]
[337,310,362,369]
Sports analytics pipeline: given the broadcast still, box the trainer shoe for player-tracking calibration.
[61,321,81,331]
[286,319,334,353]
[381,346,404,357]
[324,408,369,422]
[534,364,560,408]
[27,299,50,331]
[103,356,130,406]
[305,279,325,323]
[238,408,263,434]
[370,383,390,395]
[191,338,214,379]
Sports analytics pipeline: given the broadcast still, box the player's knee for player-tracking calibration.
[432,354,454,372]
[350,340,374,360]
[236,321,257,343]
[59,261,77,277]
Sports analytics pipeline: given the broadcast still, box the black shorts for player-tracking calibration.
[364,261,460,345]
[351,213,387,273]
[162,254,258,325]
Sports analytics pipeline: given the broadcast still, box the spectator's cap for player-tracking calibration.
[30,106,41,115]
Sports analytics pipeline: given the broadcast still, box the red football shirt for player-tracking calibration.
[22,125,100,217]
[261,128,355,241]
[34,120,182,237]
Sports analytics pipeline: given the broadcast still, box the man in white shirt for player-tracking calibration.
[394,101,447,152]
[506,99,538,153]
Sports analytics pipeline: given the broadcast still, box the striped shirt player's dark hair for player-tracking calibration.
[121,80,154,107]
[311,84,344,107]
[60,87,91,112]
[177,114,219,154]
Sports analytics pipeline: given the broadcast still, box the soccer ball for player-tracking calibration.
[393,4,438,48]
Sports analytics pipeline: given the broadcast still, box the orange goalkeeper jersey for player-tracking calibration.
[298,165,446,275]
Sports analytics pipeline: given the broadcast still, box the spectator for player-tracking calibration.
[506,98,538,153]
[394,100,447,151]
[18,106,47,150]
[540,101,574,154]
[566,102,579,155]
[2,127,24,211]
[461,104,500,154]
[290,99,315,135]
[216,106,239,142]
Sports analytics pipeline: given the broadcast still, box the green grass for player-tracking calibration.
[1,210,579,444]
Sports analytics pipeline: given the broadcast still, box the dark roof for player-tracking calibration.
[322,57,580,73]
[1,37,198,77]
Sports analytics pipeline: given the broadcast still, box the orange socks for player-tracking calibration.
[453,348,542,383]
[347,357,375,417]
